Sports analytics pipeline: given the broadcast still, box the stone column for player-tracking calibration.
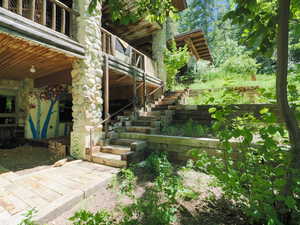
[70,0,103,159]
[166,17,177,40]
[152,22,167,84]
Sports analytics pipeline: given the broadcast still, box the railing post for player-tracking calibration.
[104,54,109,138]
[30,0,36,21]
[133,71,137,116]
[51,2,56,30]
[2,0,9,9]
[41,0,47,25]
[17,0,23,15]
[111,35,116,56]
[143,72,147,111]
[61,8,66,34]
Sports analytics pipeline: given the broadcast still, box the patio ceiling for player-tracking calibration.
[0,32,76,80]
[174,29,213,62]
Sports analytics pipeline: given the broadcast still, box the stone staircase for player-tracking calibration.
[89,90,189,168]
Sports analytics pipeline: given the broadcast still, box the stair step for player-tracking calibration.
[138,116,160,121]
[131,120,152,126]
[101,145,131,155]
[92,152,127,168]
[126,126,159,134]
[110,138,136,147]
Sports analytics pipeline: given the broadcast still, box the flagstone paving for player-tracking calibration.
[0,160,118,225]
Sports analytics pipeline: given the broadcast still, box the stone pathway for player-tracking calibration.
[0,160,118,225]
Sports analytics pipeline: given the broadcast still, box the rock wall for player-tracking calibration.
[70,0,103,159]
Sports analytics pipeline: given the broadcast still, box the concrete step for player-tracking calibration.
[110,138,136,147]
[125,126,159,134]
[131,120,160,127]
[92,152,127,168]
[138,116,161,121]
[101,145,131,155]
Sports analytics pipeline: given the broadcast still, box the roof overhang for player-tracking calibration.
[174,29,213,62]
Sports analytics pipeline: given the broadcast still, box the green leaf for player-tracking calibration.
[259,108,269,115]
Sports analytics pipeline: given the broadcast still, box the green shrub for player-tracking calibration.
[161,120,212,137]
[164,41,190,90]
[221,54,259,76]
[192,105,300,225]
[69,210,113,225]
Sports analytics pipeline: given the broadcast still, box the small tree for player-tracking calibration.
[164,41,190,90]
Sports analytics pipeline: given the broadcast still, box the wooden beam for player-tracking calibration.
[116,75,129,82]
[185,38,200,60]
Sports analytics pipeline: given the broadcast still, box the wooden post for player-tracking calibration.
[41,0,47,25]
[61,8,66,34]
[133,71,137,116]
[30,0,36,21]
[143,72,147,110]
[111,35,116,56]
[104,55,109,137]
[51,3,56,30]
[69,13,73,37]
[17,0,23,15]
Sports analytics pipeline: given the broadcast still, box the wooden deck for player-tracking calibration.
[0,160,118,225]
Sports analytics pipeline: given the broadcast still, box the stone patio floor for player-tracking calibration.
[0,160,118,225]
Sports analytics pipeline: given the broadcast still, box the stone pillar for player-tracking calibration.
[166,17,177,40]
[152,22,167,84]
[70,0,103,159]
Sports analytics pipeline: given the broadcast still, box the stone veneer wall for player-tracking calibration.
[70,0,103,159]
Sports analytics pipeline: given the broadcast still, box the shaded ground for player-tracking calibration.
[0,145,59,174]
[49,168,249,225]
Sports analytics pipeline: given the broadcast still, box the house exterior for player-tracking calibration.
[0,0,187,159]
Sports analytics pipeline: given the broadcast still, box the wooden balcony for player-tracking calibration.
[0,0,84,57]
[101,27,161,85]
[0,0,77,36]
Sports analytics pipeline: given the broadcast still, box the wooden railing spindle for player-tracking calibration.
[17,0,23,15]
[51,2,56,30]
[3,0,9,9]
[61,8,66,33]
[41,0,47,25]
[29,0,36,21]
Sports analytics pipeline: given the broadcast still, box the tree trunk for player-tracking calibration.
[277,0,300,222]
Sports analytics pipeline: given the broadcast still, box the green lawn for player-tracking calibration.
[175,73,276,90]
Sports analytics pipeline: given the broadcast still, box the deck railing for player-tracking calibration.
[1,0,79,37]
[101,27,157,77]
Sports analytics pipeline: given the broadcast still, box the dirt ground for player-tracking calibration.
[0,145,59,175]
[49,169,249,225]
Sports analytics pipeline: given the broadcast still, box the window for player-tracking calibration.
[59,95,73,123]
[0,95,16,113]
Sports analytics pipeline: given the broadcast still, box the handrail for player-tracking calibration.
[100,27,158,75]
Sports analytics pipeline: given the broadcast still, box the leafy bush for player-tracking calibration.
[221,54,259,76]
[164,41,190,90]
[69,210,113,225]
[161,120,212,137]
[193,105,300,225]
[70,152,197,225]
